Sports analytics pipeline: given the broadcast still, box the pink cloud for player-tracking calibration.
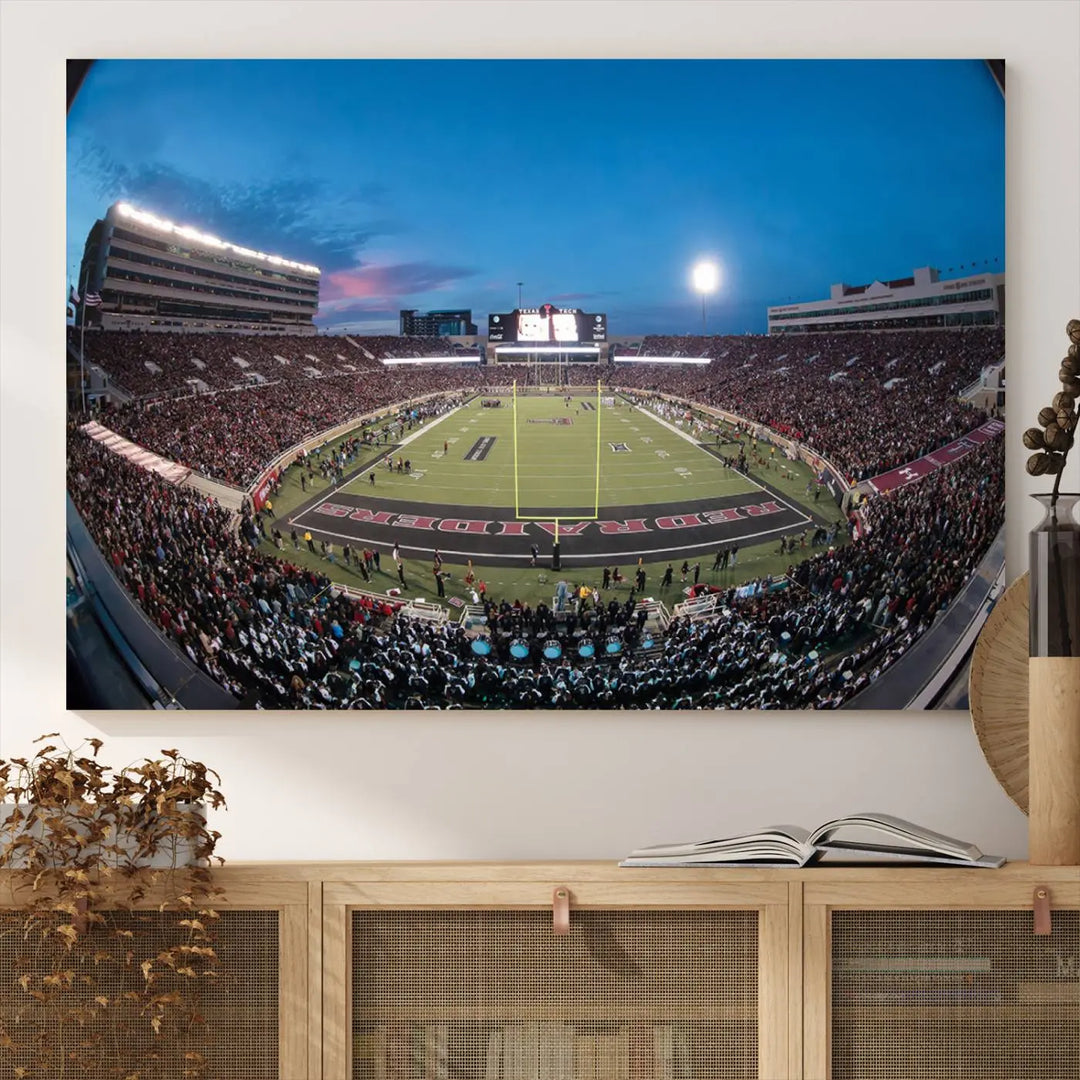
[321,260,476,304]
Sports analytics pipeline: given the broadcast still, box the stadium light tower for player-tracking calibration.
[517,281,524,308]
[691,260,720,335]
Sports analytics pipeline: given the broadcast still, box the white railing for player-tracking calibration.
[333,583,407,609]
[959,358,1005,401]
[459,604,489,631]
[636,598,671,632]
[671,593,719,621]
[399,599,448,624]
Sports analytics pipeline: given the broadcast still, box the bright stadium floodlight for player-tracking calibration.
[691,260,720,334]
[381,356,480,365]
[111,201,321,275]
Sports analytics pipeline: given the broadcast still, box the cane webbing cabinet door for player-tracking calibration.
[0,872,313,1080]
[323,864,793,1080]
[802,866,1080,1080]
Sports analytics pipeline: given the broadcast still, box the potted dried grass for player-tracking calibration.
[0,735,226,1079]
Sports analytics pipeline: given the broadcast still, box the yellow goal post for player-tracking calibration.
[512,378,604,538]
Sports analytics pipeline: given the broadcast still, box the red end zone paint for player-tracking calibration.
[393,513,439,531]
[311,499,788,535]
[438,519,493,533]
[595,519,651,534]
[744,500,783,517]
[655,514,705,530]
[348,507,396,525]
[297,492,805,564]
[495,522,530,536]
[704,507,745,524]
[533,521,593,538]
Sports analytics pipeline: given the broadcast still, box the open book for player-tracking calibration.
[619,812,1006,868]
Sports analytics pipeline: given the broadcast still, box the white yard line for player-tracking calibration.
[296,399,815,554]
[302,405,463,519]
[631,402,818,524]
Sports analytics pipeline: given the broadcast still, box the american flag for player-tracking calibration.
[69,285,80,304]
[83,291,102,307]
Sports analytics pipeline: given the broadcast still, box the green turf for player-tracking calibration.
[335,393,760,513]
[257,389,850,614]
[258,413,399,521]
[259,514,844,615]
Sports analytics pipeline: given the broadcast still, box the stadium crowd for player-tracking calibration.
[66,324,1008,708]
[98,371,473,486]
[67,426,405,705]
[606,328,1002,480]
[76,329,460,397]
[67,410,1003,709]
[93,364,531,487]
[77,328,1003,491]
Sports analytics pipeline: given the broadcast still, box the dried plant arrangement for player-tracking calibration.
[1024,319,1079,494]
[1024,320,1080,660]
[0,735,226,1080]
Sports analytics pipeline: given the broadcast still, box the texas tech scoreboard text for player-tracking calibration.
[487,304,607,344]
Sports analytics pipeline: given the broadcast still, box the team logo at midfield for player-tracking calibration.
[609,442,631,453]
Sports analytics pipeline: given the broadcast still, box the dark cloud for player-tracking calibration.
[318,306,397,326]
[70,142,390,272]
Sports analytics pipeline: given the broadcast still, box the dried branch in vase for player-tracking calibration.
[1026,320,1080,659]
[1025,319,1079,503]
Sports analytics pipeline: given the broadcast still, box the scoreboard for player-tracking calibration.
[488,304,607,344]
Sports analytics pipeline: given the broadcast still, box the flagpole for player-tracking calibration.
[77,265,89,415]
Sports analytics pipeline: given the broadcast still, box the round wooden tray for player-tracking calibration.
[969,573,1029,814]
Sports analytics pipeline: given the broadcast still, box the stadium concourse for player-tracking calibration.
[67,326,1005,709]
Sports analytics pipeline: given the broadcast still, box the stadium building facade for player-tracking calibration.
[400,308,478,336]
[75,202,320,334]
[767,265,1005,334]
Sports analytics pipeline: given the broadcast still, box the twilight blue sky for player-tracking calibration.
[66,59,1004,336]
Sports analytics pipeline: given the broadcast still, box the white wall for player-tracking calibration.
[2,1,1077,863]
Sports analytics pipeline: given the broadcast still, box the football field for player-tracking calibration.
[336,392,760,514]
[289,390,827,569]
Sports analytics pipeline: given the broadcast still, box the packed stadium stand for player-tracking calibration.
[67,415,1003,709]
[66,318,1006,710]
[77,330,463,398]
[83,327,1002,490]
[609,328,1002,481]
[91,364,530,487]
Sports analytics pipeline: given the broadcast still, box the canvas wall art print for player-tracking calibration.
[65,59,1005,711]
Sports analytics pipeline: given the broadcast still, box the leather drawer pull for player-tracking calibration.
[1033,886,1052,936]
[553,887,570,936]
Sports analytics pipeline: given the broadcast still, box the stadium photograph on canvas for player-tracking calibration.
[65,59,1005,711]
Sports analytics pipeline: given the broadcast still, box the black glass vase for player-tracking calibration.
[1029,493,1080,657]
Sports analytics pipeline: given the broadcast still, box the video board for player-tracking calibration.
[488,304,607,344]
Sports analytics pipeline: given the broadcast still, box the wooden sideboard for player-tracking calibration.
[3,862,1077,1080]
